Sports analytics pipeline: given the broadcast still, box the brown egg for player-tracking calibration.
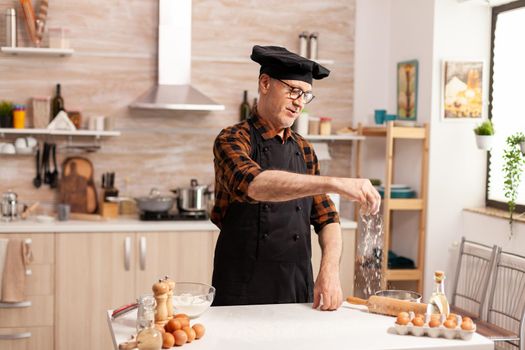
[173,330,187,347]
[397,312,410,319]
[444,319,457,329]
[415,314,425,320]
[412,317,424,327]
[447,313,458,320]
[396,316,410,325]
[162,332,175,349]
[429,319,441,328]
[462,316,473,323]
[174,313,190,320]
[461,320,475,331]
[165,318,182,333]
[182,326,196,343]
[192,324,205,339]
[430,313,442,321]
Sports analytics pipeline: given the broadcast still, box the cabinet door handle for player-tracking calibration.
[139,236,146,271]
[124,236,131,271]
[0,332,32,340]
[0,301,31,308]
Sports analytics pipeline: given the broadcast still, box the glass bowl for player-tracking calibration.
[172,282,215,319]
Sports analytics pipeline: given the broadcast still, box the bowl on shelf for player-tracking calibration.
[172,282,215,319]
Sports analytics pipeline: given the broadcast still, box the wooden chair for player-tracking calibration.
[450,237,499,320]
[480,250,525,350]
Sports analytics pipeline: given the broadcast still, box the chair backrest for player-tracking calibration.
[487,250,525,350]
[451,237,499,319]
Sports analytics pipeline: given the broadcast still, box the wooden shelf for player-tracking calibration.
[305,134,364,141]
[385,268,422,281]
[1,46,74,57]
[361,124,426,139]
[387,199,424,210]
[0,128,120,138]
[355,121,429,294]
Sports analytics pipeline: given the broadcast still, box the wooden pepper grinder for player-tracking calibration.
[163,276,175,320]
[152,280,169,325]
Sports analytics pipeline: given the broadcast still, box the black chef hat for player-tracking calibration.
[250,45,330,85]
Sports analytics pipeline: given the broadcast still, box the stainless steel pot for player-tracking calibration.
[171,179,211,212]
[108,188,174,213]
[375,290,422,303]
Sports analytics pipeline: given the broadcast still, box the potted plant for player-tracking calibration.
[0,100,13,128]
[473,119,495,150]
[503,132,525,236]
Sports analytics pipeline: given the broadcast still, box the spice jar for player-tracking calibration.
[136,294,156,332]
[13,104,26,129]
[67,110,82,129]
[308,116,320,135]
[319,117,332,135]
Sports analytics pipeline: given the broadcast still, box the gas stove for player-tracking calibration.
[139,210,209,221]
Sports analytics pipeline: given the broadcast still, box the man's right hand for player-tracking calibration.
[335,178,381,215]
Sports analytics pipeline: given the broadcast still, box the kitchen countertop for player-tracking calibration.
[107,303,493,350]
[0,216,357,233]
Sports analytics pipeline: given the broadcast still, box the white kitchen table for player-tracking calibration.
[107,302,493,350]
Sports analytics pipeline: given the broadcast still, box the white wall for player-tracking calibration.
[354,0,520,300]
[426,0,492,298]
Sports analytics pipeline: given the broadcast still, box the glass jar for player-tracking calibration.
[308,116,320,135]
[13,104,26,129]
[136,294,156,333]
[136,320,162,350]
[319,117,332,135]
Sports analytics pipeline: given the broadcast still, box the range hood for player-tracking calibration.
[130,0,224,111]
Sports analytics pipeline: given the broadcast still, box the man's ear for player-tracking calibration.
[259,74,271,94]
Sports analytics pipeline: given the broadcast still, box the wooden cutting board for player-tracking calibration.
[60,157,98,214]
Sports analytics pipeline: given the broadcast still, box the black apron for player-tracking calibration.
[212,119,314,306]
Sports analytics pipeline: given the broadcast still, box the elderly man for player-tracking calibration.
[211,45,381,311]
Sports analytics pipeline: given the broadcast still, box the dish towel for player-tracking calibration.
[1,238,33,303]
[0,239,8,301]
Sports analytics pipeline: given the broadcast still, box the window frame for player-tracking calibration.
[486,0,525,211]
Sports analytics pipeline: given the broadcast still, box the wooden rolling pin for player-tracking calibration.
[346,295,427,317]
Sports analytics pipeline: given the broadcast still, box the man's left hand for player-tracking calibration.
[312,267,343,311]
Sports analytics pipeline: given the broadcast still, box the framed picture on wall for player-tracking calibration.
[442,60,483,119]
[397,60,418,121]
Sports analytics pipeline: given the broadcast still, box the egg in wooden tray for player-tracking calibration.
[393,312,476,340]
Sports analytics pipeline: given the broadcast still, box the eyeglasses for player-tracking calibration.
[275,79,315,104]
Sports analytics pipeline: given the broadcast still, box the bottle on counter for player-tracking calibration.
[426,271,450,316]
[51,83,65,122]
[240,90,250,121]
[136,314,162,350]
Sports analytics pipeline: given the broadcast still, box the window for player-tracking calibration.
[486,0,525,210]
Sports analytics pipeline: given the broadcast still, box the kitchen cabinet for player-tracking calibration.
[55,231,217,350]
[0,233,54,350]
[135,231,219,296]
[311,228,355,297]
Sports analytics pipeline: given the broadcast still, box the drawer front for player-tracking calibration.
[0,295,53,327]
[0,326,53,350]
[0,234,54,264]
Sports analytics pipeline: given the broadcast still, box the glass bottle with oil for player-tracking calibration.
[426,270,450,316]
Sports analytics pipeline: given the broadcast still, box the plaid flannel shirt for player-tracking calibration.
[211,114,339,233]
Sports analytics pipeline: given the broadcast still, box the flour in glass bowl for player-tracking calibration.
[173,293,212,318]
